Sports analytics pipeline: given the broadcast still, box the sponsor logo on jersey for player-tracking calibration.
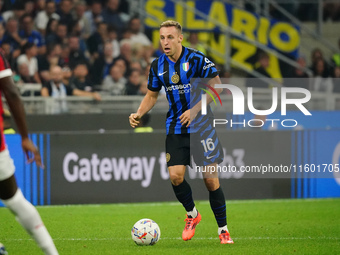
[165,83,192,94]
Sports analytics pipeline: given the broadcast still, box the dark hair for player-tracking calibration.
[22,42,35,53]
[107,24,117,33]
[46,42,61,56]
[257,50,269,61]
[128,15,140,26]
[46,18,58,36]
[20,13,33,24]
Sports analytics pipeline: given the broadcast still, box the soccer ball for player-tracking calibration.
[0,243,8,255]
[131,218,161,245]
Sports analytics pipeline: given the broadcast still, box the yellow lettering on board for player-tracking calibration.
[231,39,257,70]
[206,2,228,30]
[257,17,270,45]
[186,1,206,29]
[232,8,257,40]
[266,53,283,80]
[174,2,184,26]
[209,33,227,64]
[145,0,167,28]
[269,23,300,52]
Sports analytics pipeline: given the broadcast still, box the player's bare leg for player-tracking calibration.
[203,163,234,244]
[169,165,201,241]
[0,175,59,255]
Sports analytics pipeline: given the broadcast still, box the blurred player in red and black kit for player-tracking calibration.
[0,50,59,254]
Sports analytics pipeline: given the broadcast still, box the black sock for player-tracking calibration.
[209,186,227,227]
[172,179,195,212]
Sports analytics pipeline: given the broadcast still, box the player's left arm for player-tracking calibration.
[179,75,222,127]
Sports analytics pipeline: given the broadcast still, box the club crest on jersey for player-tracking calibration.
[171,73,180,84]
[182,62,189,72]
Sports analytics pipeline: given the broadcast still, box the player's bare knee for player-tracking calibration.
[204,178,219,191]
[169,173,184,186]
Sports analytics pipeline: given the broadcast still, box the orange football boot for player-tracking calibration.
[219,230,234,244]
[182,212,201,241]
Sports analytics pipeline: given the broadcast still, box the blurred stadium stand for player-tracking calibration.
[1,0,338,116]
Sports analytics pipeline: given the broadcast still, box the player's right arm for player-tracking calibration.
[0,76,43,167]
[129,90,159,128]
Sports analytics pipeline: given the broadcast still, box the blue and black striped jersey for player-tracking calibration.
[148,46,218,135]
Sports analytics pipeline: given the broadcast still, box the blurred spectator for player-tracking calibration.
[45,18,59,39]
[57,0,75,33]
[35,1,60,36]
[90,41,115,85]
[333,67,340,93]
[312,58,333,92]
[284,55,310,89]
[153,42,164,58]
[62,65,72,85]
[19,14,46,55]
[138,79,148,95]
[108,25,120,58]
[24,1,35,17]
[87,22,107,61]
[17,62,39,84]
[36,0,46,13]
[3,17,24,57]
[142,45,155,66]
[83,0,103,36]
[46,22,68,45]
[68,35,88,69]
[73,1,91,39]
[128,16,152,47]
[69,63,94,92]
[60,44,71,71]
[2,1,25,22]
[183,32,206,55]
[246,51,271,88]
[113,57,128,77]
[1,41,15,67]
[102,0,126,35]
[17,42,41,84]
[101,64,126,95]
[0,22,5,45]
[331,38,340,68]
[125,69,141,95]
[41,66,101,114]
[323,2,340,21]
[310,48,331,76]
[130,61,142,75]
[143,63,151,78]
[69,22,88,54]
[118,39,132,65]
[121,28,132,40]
[131,43,144,65]
[38,42,63,82]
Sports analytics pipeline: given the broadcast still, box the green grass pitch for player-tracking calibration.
[0,198,339,254]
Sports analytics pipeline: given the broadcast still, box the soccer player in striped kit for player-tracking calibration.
[129,20,233,244]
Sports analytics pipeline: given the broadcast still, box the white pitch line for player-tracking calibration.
[35,198,340,209]
[2,236,340,241]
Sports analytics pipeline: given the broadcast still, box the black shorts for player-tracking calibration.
[166,131,224,167]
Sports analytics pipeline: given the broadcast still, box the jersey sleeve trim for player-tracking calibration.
[0,69,13,79]
[148,86,161,92]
